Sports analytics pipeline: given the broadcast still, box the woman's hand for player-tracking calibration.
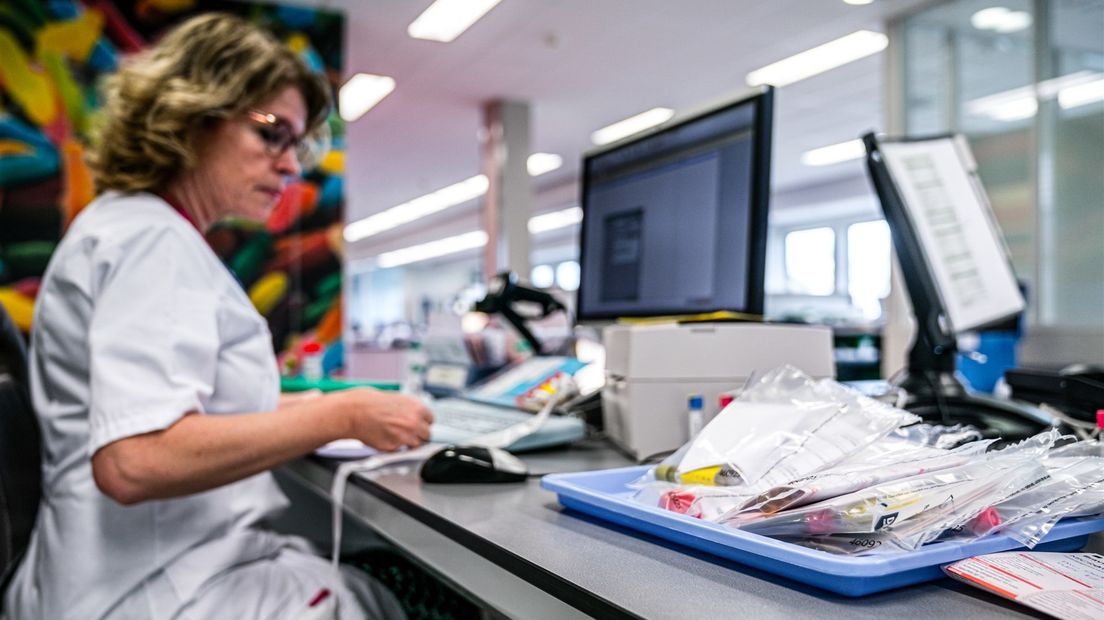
[337,389,434,452]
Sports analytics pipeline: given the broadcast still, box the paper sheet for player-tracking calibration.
[945,552,1104,620]
[879,137,1024,332]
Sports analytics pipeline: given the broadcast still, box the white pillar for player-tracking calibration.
[480,100,532,281]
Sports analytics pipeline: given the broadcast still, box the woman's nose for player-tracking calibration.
[276,146,301,178]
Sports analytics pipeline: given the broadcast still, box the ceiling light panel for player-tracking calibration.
[746,30,888,88]
[590,108,675,146]
[800,139,866,167]
[339,73,396,122]
[345,154,574,244]
[528,207,583,234]
[344,175,489,243]
[971,7,1032,33]
[527,153,563,176]
[376,231,489,268]
[408,0,503,43]
[964,72,1103,121]
[1059,78,1104,109]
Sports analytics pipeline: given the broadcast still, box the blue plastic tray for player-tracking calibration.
[541,465,1104,597]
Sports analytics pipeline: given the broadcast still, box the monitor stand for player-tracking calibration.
[893,329,1054,442]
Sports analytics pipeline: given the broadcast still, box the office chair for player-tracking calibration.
[0,304,41,600]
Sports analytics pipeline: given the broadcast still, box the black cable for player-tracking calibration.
[638,449,677,464]
[925,369,951,426]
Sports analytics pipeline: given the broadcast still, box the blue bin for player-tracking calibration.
[958,331,1019,393]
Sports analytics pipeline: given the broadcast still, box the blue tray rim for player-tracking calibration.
[541,465,1104,579]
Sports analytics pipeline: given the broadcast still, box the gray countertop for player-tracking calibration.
[285,439,1055,619]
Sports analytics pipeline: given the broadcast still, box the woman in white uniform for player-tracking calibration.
[3,13,432,620]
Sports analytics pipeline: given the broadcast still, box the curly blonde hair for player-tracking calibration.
[89,12,331,193]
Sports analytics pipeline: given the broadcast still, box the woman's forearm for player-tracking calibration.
[91,392,353,505]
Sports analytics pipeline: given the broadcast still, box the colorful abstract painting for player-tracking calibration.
[0,0,347,374]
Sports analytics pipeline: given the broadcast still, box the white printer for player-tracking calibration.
[602,322,835,461]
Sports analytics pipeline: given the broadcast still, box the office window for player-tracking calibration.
[556,261,581,291]
[784,227,835,296]
[901,0,1104,326]
[530,264,555,288]
[847,220,891,319]
[347,265,406,342]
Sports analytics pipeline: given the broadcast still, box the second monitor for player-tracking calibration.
[577,87,774,321]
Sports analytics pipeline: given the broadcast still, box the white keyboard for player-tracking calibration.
[429,397,586,451]
[431,399,528,436]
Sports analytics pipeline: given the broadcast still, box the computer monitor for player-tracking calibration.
[863,132,1051,439]
[576,87,773,321]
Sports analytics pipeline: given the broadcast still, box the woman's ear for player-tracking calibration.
[187,116,224,162]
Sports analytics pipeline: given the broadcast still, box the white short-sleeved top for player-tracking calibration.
[5,192,289,619]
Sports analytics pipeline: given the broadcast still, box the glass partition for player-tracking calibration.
[899,0,1103,328]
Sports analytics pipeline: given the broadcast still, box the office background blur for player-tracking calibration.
[0,0,1101,378]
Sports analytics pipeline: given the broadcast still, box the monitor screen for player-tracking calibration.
[870,135,1024,334]
[576,87,773,320]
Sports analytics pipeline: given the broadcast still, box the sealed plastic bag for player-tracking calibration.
[657,485,759,520]
[631,365,918,519]
[959,455,1104,547]
[629,443,759,519]
[777,532,905,555]
[732,453,1048,543]
[674,365,918,489]
[1048,439,1103,458]
[879,459,1051,550]
[851,431,1066,550]
[889,422,984,449]
[727,437,994,520]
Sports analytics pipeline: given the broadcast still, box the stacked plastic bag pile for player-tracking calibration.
[632,365,1104,555]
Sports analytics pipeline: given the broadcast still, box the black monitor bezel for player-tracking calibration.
[575,86,774,322]
[863,132,958,359]
[863,131,1027,389]
[863,132,1024,338]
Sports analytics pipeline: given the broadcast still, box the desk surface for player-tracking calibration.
[283,439,1052,620]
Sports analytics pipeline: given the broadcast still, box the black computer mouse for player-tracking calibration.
[419,445,529,484]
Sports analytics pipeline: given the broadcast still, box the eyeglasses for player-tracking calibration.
[246,109,330,170]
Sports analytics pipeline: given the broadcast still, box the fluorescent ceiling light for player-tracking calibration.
[843,0,874,5]
[1036,71,1100,98]
[746,30,887,88]
[376,230,489,268]
[344,175,489,243]
[800,139,866,167]
[591,108,674,145]
[985,98,1038,122]
[408,0,502,43]
[965,71,1102,121]
[1059,78,1104,109]
[528,206,583,234]
[339,73,396,122]
[971,7,1032,33]
[344,155,569,243]
[371,205,585,269]
[527,153,563,176]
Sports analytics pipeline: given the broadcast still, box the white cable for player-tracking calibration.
[328,389,569,569]
[329,446,438,570]
[1039,402,1101,441]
